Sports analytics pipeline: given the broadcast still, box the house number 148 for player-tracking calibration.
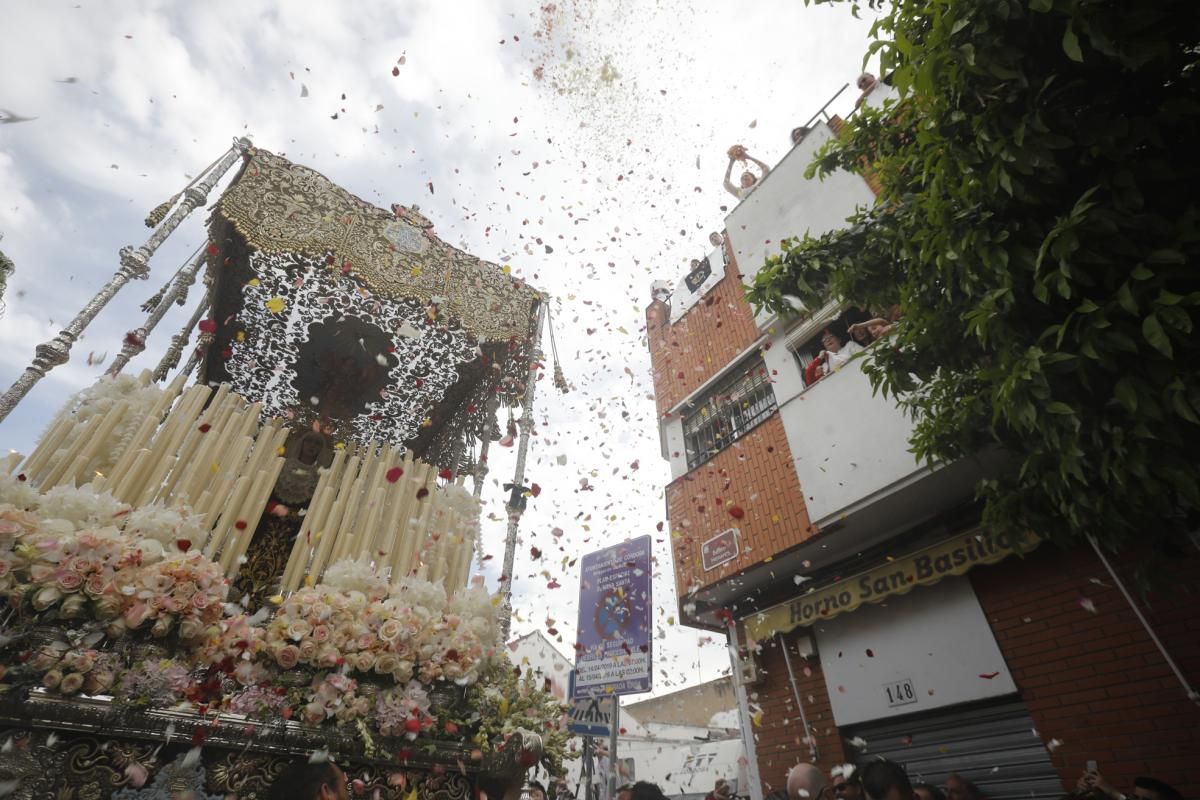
[884,678,917,707]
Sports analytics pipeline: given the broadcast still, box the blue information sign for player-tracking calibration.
[573,536,653,697]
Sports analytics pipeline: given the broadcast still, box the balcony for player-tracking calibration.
[768,340,997,543]
[723,90,883,291]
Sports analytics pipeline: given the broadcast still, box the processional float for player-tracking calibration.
[0,138,570,799]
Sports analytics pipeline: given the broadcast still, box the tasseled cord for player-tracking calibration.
[142,148,229,229]
[546,306,569,394]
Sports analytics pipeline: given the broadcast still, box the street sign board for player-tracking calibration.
[701,527,739,571]
[574,535,653,697]
[568,695,613,737]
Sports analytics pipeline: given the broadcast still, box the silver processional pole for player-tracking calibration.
[498,300,545,642]
[0,137,250,423]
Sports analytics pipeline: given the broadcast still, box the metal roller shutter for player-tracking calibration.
[843,698,1064,800]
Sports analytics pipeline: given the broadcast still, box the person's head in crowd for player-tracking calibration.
[861,759,913,800]
[740,170,758,190]
[267,760,350,800]
[617,784,635,800]
[821,328,848,353]
[791,126,811,146]
[833,774,864,800]
[530,781,548,800]
[913,784,946,800]
[944,775,983,800]
[631,782,669,800]
[1132,778,1183,800]
[788,763,828,800]
[856,73,879,93]
[709,231,724,248]
[714,779,733,800]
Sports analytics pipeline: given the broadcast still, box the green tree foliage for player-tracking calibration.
[747,0,1200,568]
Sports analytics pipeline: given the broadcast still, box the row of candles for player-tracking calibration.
[16,372,282,578]
[279,446,480,592]
[12,371,479,588]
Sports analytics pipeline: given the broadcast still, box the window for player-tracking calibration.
[681,357,777,470]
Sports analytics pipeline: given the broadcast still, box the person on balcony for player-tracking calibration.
[848,316,896,343]
[806,328,863,385]
[724,144,771,199]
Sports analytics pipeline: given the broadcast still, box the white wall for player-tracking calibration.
[725,123,877,287]
[507,631,574,702]
[778,353,924,528]
[814,576,1016,727]
[663,415,688,479]
[670,245,728,323]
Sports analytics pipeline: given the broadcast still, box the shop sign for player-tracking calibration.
[745,530,1039,641]
[702,528,739,571]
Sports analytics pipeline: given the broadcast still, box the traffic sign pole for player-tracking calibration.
[608,697,619,800]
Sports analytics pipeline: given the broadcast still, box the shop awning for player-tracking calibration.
[743,530,1040,642]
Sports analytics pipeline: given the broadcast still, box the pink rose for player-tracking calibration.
[59,593,88,619]
[316,646,340,669]
[124,602,153,629]
[124,763,149,789]
[83,573,109,597]
[298,639,318,662]
[32,585,62,611]
[178,617,207,641]
[59,672,85,695]
[161,595,186,613]
[311,624,331,643]
[85,669,116,694]
[191,592,212,610]
[275,644,301,669]
[0,520,20,535]
[303,701,327,725]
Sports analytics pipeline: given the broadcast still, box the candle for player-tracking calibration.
[223,457,284,578]
[21,413,73,481]
[307,454,361,582]
[39,413,105,490]
[1,451,23,475]
[103,370,187,492]
[205,474,250,560]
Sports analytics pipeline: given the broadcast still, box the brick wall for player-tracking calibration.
[752,629,848,794]
[646,247,762,417]
[666,413,815,598]
[971,544,1200,800]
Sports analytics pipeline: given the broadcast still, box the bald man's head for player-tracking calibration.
[788,763,828,800]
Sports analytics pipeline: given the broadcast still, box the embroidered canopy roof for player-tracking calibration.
[200,147,542,464]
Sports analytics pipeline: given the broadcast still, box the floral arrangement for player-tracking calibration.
[0,478,571,767]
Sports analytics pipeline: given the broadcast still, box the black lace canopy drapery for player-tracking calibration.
[199,147,543,466]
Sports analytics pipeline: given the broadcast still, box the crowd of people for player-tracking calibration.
[775,761,1186,800]
[259,757,1187,800]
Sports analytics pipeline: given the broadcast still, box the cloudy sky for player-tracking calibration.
[0,0,876,700]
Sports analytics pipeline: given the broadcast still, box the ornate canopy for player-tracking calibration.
[200,147,542,464]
